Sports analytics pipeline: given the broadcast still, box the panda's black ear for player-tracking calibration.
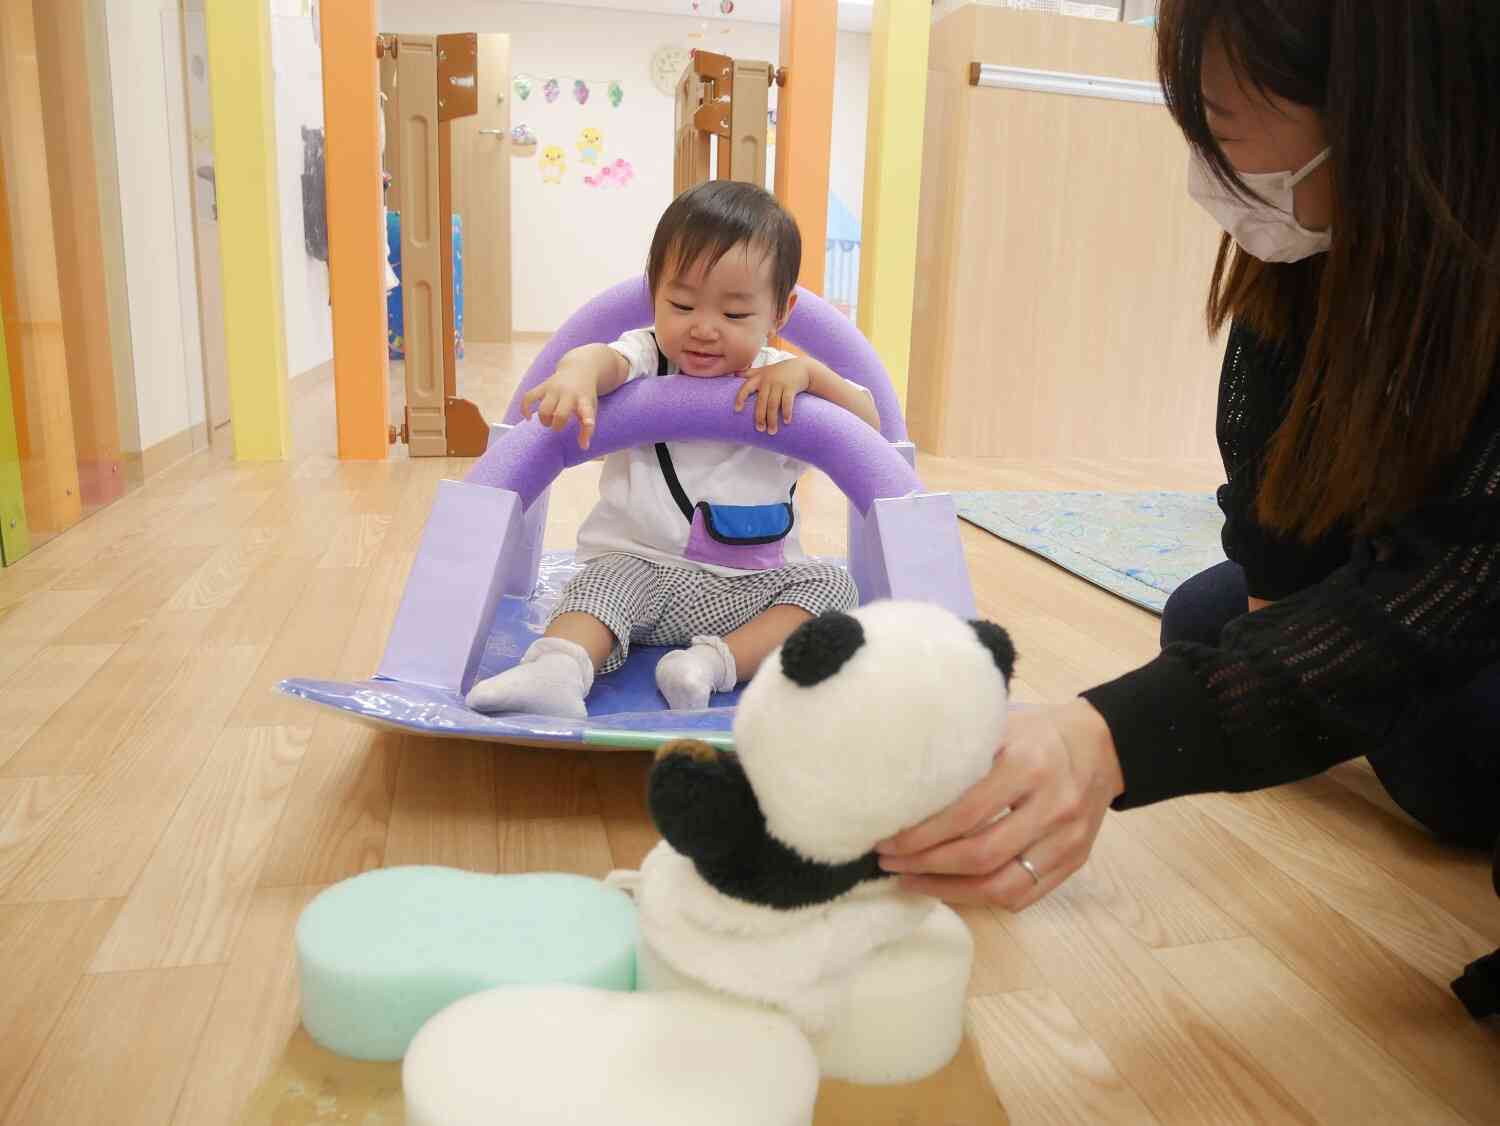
[970,620,1016,681]
[780,611,865,687]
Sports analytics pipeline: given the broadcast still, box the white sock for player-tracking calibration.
[466,638,595,718]
[655,636,738,712]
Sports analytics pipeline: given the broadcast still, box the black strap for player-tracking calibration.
[648,332,797,526]
[650,335,697,522]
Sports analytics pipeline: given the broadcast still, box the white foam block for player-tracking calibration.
[809,901,974,1083]
[638,902,974,1085]
[402,985,819,1126]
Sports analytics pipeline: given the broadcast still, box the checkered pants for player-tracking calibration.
[551,554,859,674]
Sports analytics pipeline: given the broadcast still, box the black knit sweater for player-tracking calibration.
[1083,321,1500,809]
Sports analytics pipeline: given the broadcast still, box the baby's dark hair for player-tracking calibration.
[647,181,802,316]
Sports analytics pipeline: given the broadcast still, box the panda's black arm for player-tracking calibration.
[648,744,764,868]
[712,837,886,911]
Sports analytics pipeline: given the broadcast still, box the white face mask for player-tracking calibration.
[1187,148,1333,263]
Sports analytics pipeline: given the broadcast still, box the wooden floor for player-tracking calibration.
[0,342,1496,1125]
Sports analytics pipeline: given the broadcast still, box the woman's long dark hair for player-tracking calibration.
[1158,0,1500,539]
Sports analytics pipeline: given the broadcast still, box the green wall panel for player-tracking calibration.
[0,301,31,565]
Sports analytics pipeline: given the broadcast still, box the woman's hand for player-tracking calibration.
[734,359,813,436]
[876,699,1125,910]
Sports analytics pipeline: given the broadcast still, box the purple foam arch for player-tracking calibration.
[468,375,919,514]
[500,276,909,444]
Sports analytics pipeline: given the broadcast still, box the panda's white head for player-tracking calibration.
[732,601,1015,867]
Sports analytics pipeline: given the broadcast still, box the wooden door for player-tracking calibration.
[181,6,231,433]
[448,33,511,344]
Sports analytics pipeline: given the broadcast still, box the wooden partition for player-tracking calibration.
[0,0,135,559]
[393,35,446,458]
[35,0,125,512]
[674,51,771,194]
[387,32,489,458]
[908,7,1226,462]
[0,0,83,543]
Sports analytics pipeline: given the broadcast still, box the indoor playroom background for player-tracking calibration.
[4,1,1497,1125]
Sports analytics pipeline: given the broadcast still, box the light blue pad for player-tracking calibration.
[296,866,638,1061]
[954,490,1225,614]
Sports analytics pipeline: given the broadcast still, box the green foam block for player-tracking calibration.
[296,867,639,1061]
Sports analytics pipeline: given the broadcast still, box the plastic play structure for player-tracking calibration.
[279,277,976,749]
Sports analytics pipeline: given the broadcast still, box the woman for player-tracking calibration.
[877,0,1500,1007]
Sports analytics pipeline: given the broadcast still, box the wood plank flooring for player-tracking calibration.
[0,343,1494,1124]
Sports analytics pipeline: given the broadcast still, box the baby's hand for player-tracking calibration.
[733,359,812,436]
[522,367,599,449]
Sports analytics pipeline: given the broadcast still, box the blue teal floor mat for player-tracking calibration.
[954,490,1226,614]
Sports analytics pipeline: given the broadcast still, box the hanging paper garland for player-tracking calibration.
[514,73,626,109]
[720,0,734,11]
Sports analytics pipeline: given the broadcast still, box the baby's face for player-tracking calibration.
[653,244,787,378]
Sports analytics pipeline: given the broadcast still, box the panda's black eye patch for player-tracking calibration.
[780,612,865,687]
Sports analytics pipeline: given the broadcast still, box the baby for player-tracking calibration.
[467,181,880,718]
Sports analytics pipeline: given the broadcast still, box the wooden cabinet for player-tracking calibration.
[909,7,1225,462]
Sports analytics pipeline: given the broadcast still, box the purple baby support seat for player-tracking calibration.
[278,278,975,749]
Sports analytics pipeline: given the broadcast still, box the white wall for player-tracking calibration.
[269,0,334,378]
[379,0,870,333]
[827,30,870,229]
[105,0,206,452]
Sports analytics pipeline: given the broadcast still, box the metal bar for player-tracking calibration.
[968,62,1165,105]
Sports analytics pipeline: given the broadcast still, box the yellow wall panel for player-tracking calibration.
[205,0,291,461]
[857,0,932,411]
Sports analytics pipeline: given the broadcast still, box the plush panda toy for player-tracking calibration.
[631,601,1016,1082]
